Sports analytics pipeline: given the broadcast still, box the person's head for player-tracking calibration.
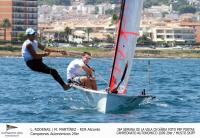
[82,52,91,64]
[25,28,36,41]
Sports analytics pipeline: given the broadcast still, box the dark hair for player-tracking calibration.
[82,52,91,56]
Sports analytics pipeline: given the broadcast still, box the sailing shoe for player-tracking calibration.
[63,83,71,91]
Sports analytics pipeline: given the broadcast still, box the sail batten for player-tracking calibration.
[109,0,143,94]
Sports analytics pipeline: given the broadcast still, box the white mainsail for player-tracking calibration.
[109,0,143,94]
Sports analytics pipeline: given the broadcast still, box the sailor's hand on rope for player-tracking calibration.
[60,50,68,55]
[85,64,95,72]
[90,67,95,72]
[44,52,50,57]
[88,68,93,76]
[56,50,68,55]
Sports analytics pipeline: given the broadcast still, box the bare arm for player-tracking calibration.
[27,44,49,59]
[82,65,93,77]
[38,42,85,56]
[38,43,68,55]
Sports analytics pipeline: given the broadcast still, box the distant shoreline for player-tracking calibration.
[1,46,200,58]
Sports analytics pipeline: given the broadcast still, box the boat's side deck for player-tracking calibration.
[70,84,107,95]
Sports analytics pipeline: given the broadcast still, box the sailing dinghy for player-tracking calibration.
[71,0,153,113]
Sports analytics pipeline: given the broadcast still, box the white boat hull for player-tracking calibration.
[105,93,149,113]
[71,84,150,113]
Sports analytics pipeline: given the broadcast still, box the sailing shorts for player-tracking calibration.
[68,76,81,84]
[72,76,81,83]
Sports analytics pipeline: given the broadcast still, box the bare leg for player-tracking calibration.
[90,77,97,90]
[80,76,93,89]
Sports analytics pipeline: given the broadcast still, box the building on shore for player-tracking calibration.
[180,21,200,43]
[0,0,38,41]
[141,13,198,45]
[179,13,200,43]
[38,15,112,43]
[150,26,195,45]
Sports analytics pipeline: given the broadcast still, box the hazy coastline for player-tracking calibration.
[1,45,200,58]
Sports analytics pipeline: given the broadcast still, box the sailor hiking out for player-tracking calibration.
[21,28,70,90]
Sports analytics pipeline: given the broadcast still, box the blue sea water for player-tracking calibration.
[0,57,200,123]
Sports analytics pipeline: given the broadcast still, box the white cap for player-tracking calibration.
[25,28,36,35]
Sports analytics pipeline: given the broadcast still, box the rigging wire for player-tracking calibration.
[94,71,109,86]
